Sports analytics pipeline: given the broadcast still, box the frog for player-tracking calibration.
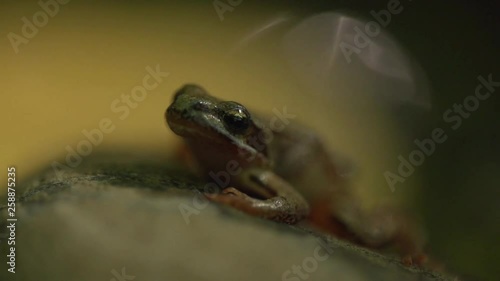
[166,84,426,264]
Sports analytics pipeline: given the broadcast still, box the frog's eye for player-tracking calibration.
[220,102,251,134]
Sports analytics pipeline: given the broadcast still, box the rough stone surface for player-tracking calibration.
[0,152,454,281]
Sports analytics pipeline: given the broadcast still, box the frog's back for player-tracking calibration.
[260,117,350,201]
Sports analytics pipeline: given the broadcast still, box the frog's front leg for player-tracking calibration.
[205,168,309,224]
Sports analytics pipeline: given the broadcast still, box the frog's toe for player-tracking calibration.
[204,187,245,198]
[204,187,251,203]
[221,187,245,197]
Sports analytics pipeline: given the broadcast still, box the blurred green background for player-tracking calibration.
[1,0,498,280]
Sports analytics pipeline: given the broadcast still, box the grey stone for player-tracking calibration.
[0,152,454,281]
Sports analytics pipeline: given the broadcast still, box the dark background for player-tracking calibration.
[278,0,500,279]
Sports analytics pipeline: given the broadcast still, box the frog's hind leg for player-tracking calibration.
[205,169,310,225]
[325,200,427,266]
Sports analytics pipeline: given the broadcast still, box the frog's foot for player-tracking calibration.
[307,198,359,242]
[205,187,306,225]
[392,227,428,267]
[402,253,427,266]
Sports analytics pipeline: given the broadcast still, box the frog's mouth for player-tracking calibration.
[169,119,221,142]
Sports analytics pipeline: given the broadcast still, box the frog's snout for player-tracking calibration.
[165,104,181,123]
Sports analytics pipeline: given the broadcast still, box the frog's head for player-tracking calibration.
[166,84,269,165]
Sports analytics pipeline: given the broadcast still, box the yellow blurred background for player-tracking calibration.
[1,1,413,207]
